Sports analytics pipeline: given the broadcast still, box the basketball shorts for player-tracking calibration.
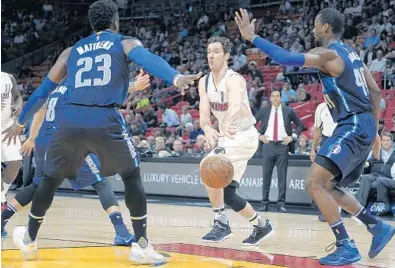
[315,112,376,187]
[44,104,140,179]
[201,126,259,183]
[33,132,104,190]
[1,132,22,162]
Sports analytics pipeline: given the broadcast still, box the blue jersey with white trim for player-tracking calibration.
[64,30,130,106]
[318,41,372,122]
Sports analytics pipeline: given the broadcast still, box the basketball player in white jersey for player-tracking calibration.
[198,37,272,245]
[1,72,23,209]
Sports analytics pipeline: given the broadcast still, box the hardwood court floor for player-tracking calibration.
[1,194,395,268]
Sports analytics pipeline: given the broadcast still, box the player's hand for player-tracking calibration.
[20,138,35,156]
[132,69,150,91]
[2,121,23,146]
[259,135,270,144]
[204,126,220,149]
[173,72,202,94]
[235,9,256,42]
[310,150,316,162]
[372,134,381,160]
[282,136,293,145]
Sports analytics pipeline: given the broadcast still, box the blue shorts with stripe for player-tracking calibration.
[43,104,140,179]
[33,131,104,191]
[316,112,376,187]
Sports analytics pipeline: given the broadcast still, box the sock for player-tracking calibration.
[330,220,350,242]
[131,217,147,246]
[2,204,17,224]
[1,183,10,203]
[109,212,130,237]
[28,213,44,241]
[355,207,379,228]
[249,212,267,228]
[213,207,228,225]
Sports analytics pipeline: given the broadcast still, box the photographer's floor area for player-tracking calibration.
[1,193,395,268]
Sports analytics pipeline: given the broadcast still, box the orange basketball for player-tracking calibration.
[201,155,234,189]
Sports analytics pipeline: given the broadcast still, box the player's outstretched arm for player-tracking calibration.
[198,76,219,148]
[234,9,341,72]
[2,47,71,145]
[122,38,201,92]
[20,105,46,156]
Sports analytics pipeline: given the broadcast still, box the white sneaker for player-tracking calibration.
[13,226,37,260]
[129,242,165,264]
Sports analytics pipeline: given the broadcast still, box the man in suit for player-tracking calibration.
[255,90,305,212]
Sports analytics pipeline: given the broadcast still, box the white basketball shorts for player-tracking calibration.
[201,126,259,183]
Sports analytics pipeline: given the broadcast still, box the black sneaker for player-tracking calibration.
[242,220,273,245]
[202,220,232,242]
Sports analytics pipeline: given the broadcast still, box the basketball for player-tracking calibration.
[201,155,234,189]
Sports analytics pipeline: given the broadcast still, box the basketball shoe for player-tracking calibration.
[114,233,135,246]
[129,238,165,264]
[319,239,361,265]
[202,220,233,242]
[12,226,38,260]
[368,220,395,259]
[242,220,273,245]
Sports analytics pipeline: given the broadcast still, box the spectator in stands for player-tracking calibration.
[146,136,155,151]
[172,140,186,156]
[363,29,380,49]
[130,121,145,136]
[369,49,387,72]
[355,132,395,208]
[295,83,310,102]
[362,45,377,66]
[180,105,192,127]
[132,136,141,147]
[189,119,204,142]
[382,16,393,33]
[184,87,200,109]
[295,135,310,155]
[154,137,172,158]
[281,82,296,104]
[193,134,206,155]
[247,61,263,82]
[144,108,158,128]
[232,50,248,71]
[135,113,148,134]
[343,18,358,39]
[159,104,180,127]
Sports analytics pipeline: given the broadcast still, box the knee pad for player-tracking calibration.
[120,167,147,217]
[92,180,119,210]
[15,183,38,207]
[223,184,247,212]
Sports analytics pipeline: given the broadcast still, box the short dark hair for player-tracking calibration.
[207,36,233,54]
[317,8,345,36]
[88,0,119,32]
[271,89,282,97]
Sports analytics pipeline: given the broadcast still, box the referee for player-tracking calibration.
[310,102,337,222]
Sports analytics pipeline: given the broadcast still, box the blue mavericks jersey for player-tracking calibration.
[39,85,68,135]
[64,30,130,106]
[319,41,372,122]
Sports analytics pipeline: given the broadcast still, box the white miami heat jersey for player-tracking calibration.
[1,72,14,130]
[206,69,256,134]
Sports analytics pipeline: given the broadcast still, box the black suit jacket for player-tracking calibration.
[255,105,305,154]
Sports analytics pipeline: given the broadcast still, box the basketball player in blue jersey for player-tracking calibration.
[2,0,200,264]
[1,72,149,244]
[235,8,395,266]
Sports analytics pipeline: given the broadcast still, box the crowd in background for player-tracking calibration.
[2,0,395,159]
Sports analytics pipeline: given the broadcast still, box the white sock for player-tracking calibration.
[213,207,228,225]
[249,213,266,227]
[2,183,11,203]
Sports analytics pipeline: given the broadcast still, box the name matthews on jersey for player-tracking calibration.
[76,41,115,55]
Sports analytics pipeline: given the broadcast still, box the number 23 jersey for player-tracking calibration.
[64,30,130,107]
[318,41,372,123]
